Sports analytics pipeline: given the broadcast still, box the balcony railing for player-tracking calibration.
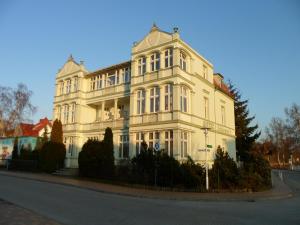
[86,83,130,100]
[82,119,129,131]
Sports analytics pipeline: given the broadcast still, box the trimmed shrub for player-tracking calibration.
[40,141,66,173]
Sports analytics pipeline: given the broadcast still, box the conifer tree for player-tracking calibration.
[50,119,63,143]
[229,82,260,162]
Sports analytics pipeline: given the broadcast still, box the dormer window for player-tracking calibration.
[138,57,146,75]
[180,52,187,71]
[164,48,173,68]
[150,52,160,71]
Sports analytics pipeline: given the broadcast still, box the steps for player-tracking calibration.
[52,168,79,177]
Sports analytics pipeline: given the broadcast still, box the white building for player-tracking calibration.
[53,25,236,168]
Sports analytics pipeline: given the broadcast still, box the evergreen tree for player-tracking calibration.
[50,119,63,143]
[12,137,19,160]
[229,82,260,162]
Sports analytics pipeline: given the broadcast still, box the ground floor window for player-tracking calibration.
[148,131,160,150]
[165,130,173,156]
[180,131,188,158]
[119,135,129,158]
[135,132,144,155]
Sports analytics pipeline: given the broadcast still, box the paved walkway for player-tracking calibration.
[0,169,292,201]
[0,198,62,225]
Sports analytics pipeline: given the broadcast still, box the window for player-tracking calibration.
[66,79,71,94]
[203,65,208,79]
[137,90,145,114]
[180,86,188,112]
[119,135,129,158]
[221,105,226,125]
[63,105,69,124]
[107,73,116,86]
[138,57,146,75]
[180,131,188,158]
[123,67,130,83]
[180,52,187,71]
[56,105,61,120]
[165,130,173,156]
[164,48,173,68]
[150,52,160,71]
[73,77,78,92]
[204,97,209,119]
[165,84,173,111]
[150,87,160,113]
[136,132,144,155]
[71,103,76,123]
[96,75,103,89]
[90,77,96,91]
[149,131,160,150]
[59,81,64,95]
[68,137,75,156]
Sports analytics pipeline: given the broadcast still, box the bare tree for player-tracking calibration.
[284,103,300,152]
[0,83,36,136]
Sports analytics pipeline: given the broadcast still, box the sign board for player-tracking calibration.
[207,144,213,149]
[198,149,211,152]
[154,142,160,151]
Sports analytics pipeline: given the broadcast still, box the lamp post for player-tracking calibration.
[201,127,211,191]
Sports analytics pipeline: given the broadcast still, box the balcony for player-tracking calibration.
[130,112,173,125]
[86,83,130,104]
[54,92,81,102]
[131,68,173,85]
[82,118,129,131]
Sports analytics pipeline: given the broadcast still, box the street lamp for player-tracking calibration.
[201,127,211,191]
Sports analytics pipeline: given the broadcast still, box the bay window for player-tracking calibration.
[136,132,144,155]
[150,87,160,113]
[164,48,173,68]
[180,86,188,112]
[180,131,188,158]
[164,84,173,111]
[137,90,145,114]
[150,52,160,71]
[138,57,146,75]
[165,130,173,156]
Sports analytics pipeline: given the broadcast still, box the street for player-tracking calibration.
[0,170,299,225]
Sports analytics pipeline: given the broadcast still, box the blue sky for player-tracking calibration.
[0,0,299,134]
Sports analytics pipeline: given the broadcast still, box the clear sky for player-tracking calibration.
[0,0,299,134]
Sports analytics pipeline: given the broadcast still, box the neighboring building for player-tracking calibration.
[0,118,52,165]
[53,24,236,168]
[14,117,52,138]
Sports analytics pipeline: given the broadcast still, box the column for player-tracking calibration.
[173,130,181,160]
[114,98,118,120]
[146,55,151,74]
[101,101,106,121]
[130,91,136,117]
[115,70,118,85]
[160,51,165,69]
[173,47,180,68]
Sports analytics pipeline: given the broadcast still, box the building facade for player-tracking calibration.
[53,25,236,168]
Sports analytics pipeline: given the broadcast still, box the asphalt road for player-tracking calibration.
[0,171,299,225]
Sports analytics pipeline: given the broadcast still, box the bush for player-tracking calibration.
[78,128,115,179]
[40,141,66,173]
[210,148,240,190]
[240,153,272,191]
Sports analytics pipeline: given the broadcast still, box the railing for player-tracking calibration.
[86,83,130,100]
[82,119,129,131]
[54,92,81,102]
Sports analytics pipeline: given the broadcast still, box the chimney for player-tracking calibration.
[213,73,224,86]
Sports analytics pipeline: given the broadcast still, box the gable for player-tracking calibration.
[57,60,82,77]
[133,27,173,53]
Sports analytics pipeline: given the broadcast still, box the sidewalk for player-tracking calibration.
[0,169,293,202]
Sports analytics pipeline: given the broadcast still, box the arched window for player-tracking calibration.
[180,51,187,71]
[137,90,145,114]
[150,86,160,113]
[150,52,160,71]
[164,84,173,111]
[180,86,188,112]
[164,48,173,68]
[138,57,146,75]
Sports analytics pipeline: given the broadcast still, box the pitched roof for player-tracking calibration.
[213,78,234,98]
[20,117,52,137]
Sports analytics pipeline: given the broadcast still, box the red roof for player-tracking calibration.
[213,78,234,98]
[20,117,52,137]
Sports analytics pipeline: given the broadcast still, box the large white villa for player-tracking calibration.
[53,24,236,168]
